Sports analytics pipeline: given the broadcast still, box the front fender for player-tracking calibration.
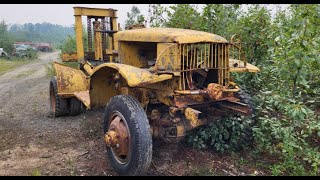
[53,62,88,97]
[91,63,173,87]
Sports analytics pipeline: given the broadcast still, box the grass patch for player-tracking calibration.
[31,168,41,176]
[0,58,36,76]
[65,155,77,176]
[191,167,215,176]
[45,62,56,77]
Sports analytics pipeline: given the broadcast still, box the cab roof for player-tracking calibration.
[114,28,228,44]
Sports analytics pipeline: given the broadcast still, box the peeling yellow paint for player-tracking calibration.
[53,62,88,97]
[114,28,228,44]
[91,63,173,87]
[229,59,260,72]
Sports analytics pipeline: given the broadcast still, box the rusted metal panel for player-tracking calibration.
[179,43,230,90]
[89,67,118,108]
[229,59,260,72]
[61,53,78,62]
[207,83,223,100]
[125,24,145,30]
[174,95,205,108]
[54,62,88,97]
[119,42,157,68]
[74,90,90,108]
[184,107,207,128]
[105,116,129,158]
[114,28,228,44]
[91,63,173,87]
[155,43,180,71]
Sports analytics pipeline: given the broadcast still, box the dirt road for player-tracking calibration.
[0,52,266,176]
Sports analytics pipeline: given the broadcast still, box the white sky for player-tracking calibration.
[0,4,153,29]
[0,4,289,29]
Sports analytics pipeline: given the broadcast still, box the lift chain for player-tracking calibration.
[87,17,92,53]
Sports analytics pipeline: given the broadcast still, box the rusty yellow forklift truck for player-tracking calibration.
[49,7,260,175]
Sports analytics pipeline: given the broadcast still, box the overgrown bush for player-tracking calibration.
[253,90,320,175]
[25,48,38,59]
[156,4,320,175]
[187,116,254,153]
[59,27,88,54]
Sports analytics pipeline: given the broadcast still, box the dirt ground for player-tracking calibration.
[0,52,269,176]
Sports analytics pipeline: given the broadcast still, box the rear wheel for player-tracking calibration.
[69,98,82,116]
[49,76,69,117]
[103,95,152,176]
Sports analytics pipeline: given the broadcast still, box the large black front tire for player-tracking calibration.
[103,95,152,176]
[49,76,69,117]
[234,89,256,121]
[234,89,256,145]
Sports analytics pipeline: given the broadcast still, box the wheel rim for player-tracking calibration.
[50,84,56,113]
[107,111,131,164]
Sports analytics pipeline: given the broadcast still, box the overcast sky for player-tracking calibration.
[0,4,288,29]
[0,4,153,28]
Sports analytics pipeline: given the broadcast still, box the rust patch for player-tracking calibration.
[184,107,207,128]
[206,83,223,100]
[54,62,88,96]
[174,95,205,108]
[106,116,130,158]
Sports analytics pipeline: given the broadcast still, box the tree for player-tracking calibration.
[125,6,145,27]
[148,4,166,27]
[165,4,201,30]
[0,20,14,53]
[201,4,241,38]
[9,23,74,45]
[270,4,320,99]
[59,25,88,53]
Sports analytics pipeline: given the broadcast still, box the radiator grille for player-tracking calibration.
[179,43,229,90]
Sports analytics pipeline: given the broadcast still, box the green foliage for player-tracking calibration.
[59,26,88,53]
[253,90,320,175]
[187,116,253,153]
[59,35,77,53]
[31,169,41,176]
[45,62,56,77]
[148,4,167,27]
[125,6,145,27]
[0,20,14,53]
[165,4,202,30]
[160,3,320,175]
[201,4,241,37]
[25,48,38,59]
[0,58,34,76]
[231,5,272,93]
[271,5,320,100]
